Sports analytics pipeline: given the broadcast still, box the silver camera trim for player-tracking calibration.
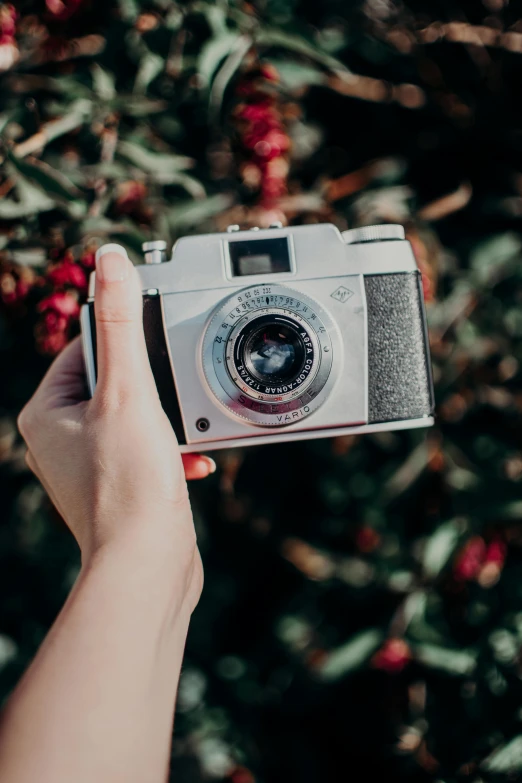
[178,415,434,453]
[80,305,96,398]
[201,283,339,427]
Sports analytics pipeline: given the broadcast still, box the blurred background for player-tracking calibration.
[1,1,522,781]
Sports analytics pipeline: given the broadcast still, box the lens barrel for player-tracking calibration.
[233,314,315,395]
[202,283,337,427]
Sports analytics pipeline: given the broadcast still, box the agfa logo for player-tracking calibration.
[330,286,354,304]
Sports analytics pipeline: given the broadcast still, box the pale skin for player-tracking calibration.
[0,245,214,783]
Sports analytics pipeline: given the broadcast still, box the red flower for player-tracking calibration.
[235,63,290,208]
[484,537,506,567]
[356,526,381,553]
[477,536,507,588]
[372,638,412,673]
[47,261,87,292]
[43,311,69,335]
[38,291,80,319]
[453,535,507,587]
[259,63,279,82]
[80,250,96,270]
[38,330,68,355]
[40,35,70,60]
[115,181,147,214]
[261,172,287,201]
[238,100,274,123]
[0,265,36,307]
[45,0,84,21]
[36,292,80,356]
[230,767,255,783]
[0,3,16,42]
[0,4,18,71]
[453,536,486,581]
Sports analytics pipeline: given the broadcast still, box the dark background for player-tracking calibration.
[2,1,522,781]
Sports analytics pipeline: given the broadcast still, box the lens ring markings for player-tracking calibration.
[201,284,338,427]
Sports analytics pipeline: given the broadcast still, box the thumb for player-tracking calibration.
[93,244,154,401]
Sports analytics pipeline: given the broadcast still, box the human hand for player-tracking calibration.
[17,245,210,608]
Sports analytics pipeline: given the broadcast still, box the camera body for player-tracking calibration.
[81,223,434,452]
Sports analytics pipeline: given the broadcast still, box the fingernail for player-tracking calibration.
[203,456,217,474]
[95,244,129,283]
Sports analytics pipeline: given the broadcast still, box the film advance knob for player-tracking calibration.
[142,240,167,264]
[342,224,405,244]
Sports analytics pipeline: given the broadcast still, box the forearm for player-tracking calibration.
[0,534,192,783]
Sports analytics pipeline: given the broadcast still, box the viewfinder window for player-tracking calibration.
[228,238,291,277]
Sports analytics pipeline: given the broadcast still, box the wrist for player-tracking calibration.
[81,523,202,624]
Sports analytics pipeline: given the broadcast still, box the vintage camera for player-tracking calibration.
[81,223,434,452]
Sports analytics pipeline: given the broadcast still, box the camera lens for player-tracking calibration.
[229,313,316,398]
[203,282,337,426]
[244,321,305,384]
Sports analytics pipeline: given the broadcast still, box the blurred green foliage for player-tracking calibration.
[2,1,522,782]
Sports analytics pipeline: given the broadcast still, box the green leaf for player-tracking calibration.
[117,140,194,176]
[316,26,347,54]
[105,230,149,258]
[422,520,462,579]
[195,4,229,37]
[0,113,13,135]
[165,173,206,198]
[91,64,115,101]
[473,500,522,520]
[167,194,234,231]
[8,248,47,266]
[198,32,243,88]
[483,736,522,774]
[117,0,139,22]
[79,217,148,260]
[265,59,326,90]
[23,75,94,100]
[209,35,253,119]
[112,97,167,117]
[6,149,83,202]
[415,643,477,675]
[470,232,522,286]
[383,441,429,500]
[316,629,383,682]
[0,171,56,218]
[81,162,128,180]
[255,29,348,74]
[134,52,165,93]
[10,98,92,158]
[0,636,16,670]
